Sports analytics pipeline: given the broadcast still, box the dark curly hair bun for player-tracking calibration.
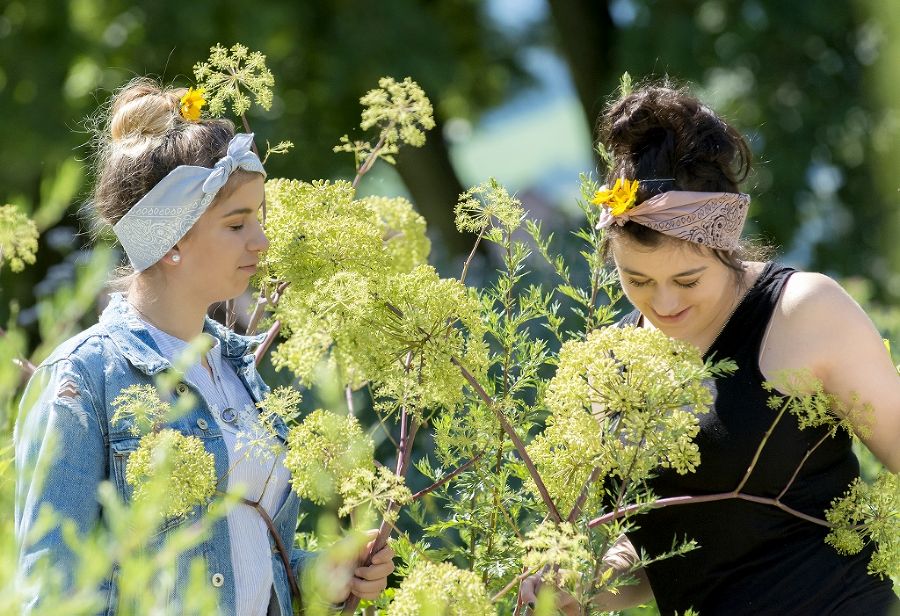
[600,84,751,203]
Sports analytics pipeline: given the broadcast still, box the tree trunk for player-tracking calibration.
[395,116,472,264]
[545,0,616,138]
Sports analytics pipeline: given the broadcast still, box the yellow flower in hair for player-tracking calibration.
[180,87,207,121]
[591,177,639,216]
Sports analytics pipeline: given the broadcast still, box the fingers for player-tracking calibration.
[520,574,540,603]
[348,536,395,601]
[367,544,395,565]
[350,575,388,600]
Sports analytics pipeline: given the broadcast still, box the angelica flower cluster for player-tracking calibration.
[193,43,274,117]
[262,178,486,415]
[0,204,38,272]
[531,326,733,511]
[124,429,217,518]
[358,77,435,149]
[522,521,591,587]
[387,561,494,616]
[825,471,899,580]
[338,466,412,523]
[111,384,172,435]
[454,178,525,234]
[283,409,374,505]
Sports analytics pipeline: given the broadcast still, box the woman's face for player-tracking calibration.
[611,236,739,345]
[175,174,269,304]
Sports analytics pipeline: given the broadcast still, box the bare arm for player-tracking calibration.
[764,273,900,472]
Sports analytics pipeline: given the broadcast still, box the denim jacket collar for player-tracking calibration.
[100,293,267,376]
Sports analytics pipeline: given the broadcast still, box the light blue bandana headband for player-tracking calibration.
[113,132,266,272]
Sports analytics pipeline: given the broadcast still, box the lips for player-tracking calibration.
[238,263,258,273]
[652,307,690,324]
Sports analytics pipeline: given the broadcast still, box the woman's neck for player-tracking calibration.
[127,279,209,343]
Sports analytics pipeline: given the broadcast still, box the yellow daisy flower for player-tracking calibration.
[591,177,640,216]
[179,87,207,122]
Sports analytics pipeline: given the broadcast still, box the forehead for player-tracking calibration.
[611,237,717,276]
[211,173,265,210]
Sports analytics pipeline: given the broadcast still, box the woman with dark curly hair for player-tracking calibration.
[522,83,899,615]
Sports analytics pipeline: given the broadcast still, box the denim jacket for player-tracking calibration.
[15,293,311,615]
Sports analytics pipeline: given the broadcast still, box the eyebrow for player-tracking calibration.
[621,266,708,278]
[220,200,264,218]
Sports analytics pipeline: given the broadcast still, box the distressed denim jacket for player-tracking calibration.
[15,293,311,615]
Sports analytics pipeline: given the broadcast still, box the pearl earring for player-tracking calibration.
[171,253,181,263]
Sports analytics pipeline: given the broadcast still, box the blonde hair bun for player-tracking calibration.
[109,78,186,143]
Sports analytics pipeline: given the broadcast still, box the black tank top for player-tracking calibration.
[619,262,898,615]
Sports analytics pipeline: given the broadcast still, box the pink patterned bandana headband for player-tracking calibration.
[596,188,751,252]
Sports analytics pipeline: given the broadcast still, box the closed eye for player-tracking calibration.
[627,278,651,287]
[676,279,700,288]
[229,224,244,231]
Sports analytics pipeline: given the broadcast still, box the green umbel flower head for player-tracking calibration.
[125,429,217,518]
[193,43,274,117]
[825,471,899,580]
[0,204,39,272]
[387,561,494,616]
[531,325,734,512]
[283,409,374,505]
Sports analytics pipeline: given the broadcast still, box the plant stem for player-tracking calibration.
[777,429,834,500]
[587,491,833,529]
[451,356,562,523]
[734,396,792,493]
[459,227,486,285]
[568,467,603,523]
[411,452,483,501]
[342,353,418,615]
[492,568,538,603]
[351,121,396,189]
[254,319,281,366]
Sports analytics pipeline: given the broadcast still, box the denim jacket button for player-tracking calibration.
[211,573,224,587]
[197,418,208,430]
[176,382,189,396]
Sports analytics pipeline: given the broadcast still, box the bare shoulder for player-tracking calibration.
[777,271,866,324]
[761,271,876,378]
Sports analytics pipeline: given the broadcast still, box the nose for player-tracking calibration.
[249,219,270,253]
[651,286,681,316]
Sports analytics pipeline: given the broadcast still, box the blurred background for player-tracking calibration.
[2,0,900,334]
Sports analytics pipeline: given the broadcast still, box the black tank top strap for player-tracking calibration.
[710,261,796,362]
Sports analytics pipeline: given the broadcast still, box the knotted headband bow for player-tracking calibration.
[595,182,751,252]
[113,133,265,272]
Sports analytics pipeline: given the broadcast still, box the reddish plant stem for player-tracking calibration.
[568,467,603,523]
[778,429,834,500]
[451,356,562,523]
[254,320,282,367]
[351,120,396,189]
[734,396,791,493]
[587,491,833,529]
[343,357,419,615]
[493,567,538,603]
[459,227,486,286]
[411,452,483,501]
